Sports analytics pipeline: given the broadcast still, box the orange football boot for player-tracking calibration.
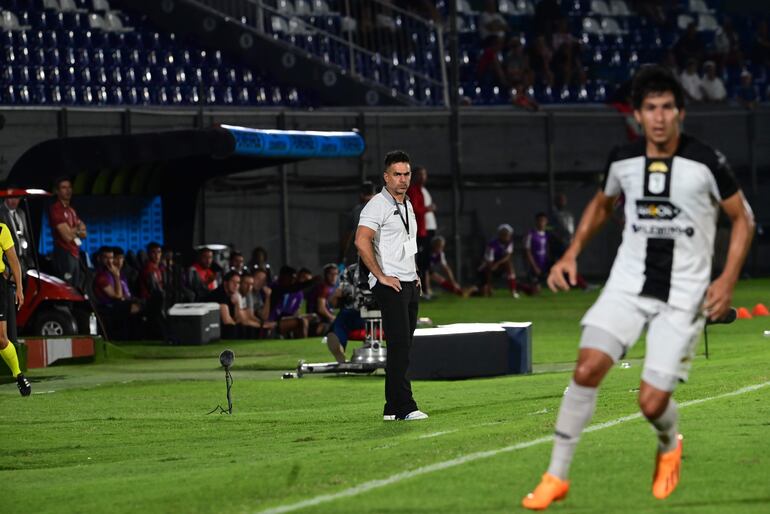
[652,433,683,499]
[522,473,570,510]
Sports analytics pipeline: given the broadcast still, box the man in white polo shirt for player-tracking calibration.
[355,150,428,421]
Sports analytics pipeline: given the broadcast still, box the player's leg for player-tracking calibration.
[0,320,31,396]
[523,292,646,510]
[642,305,703,499]
[501,260,519,297]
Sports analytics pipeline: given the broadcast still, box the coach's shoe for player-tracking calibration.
[652,433,683,500]
[383,415,396,421]
[16,373,31,397]
[402,410,429,421]
[522,473,570,510]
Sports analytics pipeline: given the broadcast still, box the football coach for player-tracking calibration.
[355,150,428,421]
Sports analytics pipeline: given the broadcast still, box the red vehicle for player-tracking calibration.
[1,188,94,336]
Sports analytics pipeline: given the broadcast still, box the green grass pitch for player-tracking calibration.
[2,279,769,513]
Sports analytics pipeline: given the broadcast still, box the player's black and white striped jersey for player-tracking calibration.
[601,134,740,313]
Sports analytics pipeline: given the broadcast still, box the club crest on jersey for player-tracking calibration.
[636,200,681,220]
[647,161,669,173]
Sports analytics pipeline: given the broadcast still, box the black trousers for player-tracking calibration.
[373,281,419,418]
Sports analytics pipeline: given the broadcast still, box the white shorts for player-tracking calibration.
[579,289,705,392]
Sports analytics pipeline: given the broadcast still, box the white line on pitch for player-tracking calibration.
[417,430,457,439]
[255,381,770,514]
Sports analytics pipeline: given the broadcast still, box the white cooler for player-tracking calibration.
[167,303,221,345]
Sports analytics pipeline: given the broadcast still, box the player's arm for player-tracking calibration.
[316,292,335,322]
[355,225,400,291]
[704,191,755,321]
[548,190,617,291]
[257,287,271,321]
[236,306,261,328]
[441,262,457,285]
[5,245,24,307]
[524,235,539,275]
[55,222,77,242]
[220,304,237,325]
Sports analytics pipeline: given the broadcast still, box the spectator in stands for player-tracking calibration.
[406,165,430,292]
[680,59,703,103]
[236,271,273,337]
[340,181,376,265]
[49,177,86,288]
[735,70,758,109]
[205,270,242,340]
[426,236,477,298]
[306,263,340,335]
[700,61,726,103]
[529,35,555,87]
[229,250,246,273]
[551,17,583,87]
[673,22,705,69]
[478,0,508,42]
[524,212,550,288]
[477,35,509,88]
[750,20,770,69]
[505,36,533,89]
[188,247,218,300]
[93,246,142,338]
[477,223,531,298]
[394,0,442,25]
[269,265,311,339]
[714,18,742,72]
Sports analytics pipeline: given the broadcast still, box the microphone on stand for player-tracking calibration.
[208,349,235,415]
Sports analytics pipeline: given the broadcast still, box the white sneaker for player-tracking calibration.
[512,291,520,299]
[383,415,396,421]
[403,410,429,420]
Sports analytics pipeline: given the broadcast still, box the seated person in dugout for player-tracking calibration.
[425,236,477,298]
[523,212,551,290]
[268,265,314,339]
[206,270,260,339]
[306,263,341,336]
[93,246,143,337]
[238,270,276,336]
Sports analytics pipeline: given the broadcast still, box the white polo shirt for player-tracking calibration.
[358,187,419,289]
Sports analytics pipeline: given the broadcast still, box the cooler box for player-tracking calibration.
[167,303,221,345]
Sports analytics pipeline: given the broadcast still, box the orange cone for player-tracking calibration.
[736,307,753,320]
[752,303,770,316]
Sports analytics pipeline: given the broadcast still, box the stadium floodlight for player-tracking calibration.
[208,349,235,415]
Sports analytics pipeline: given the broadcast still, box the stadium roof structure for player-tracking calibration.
[6,125,365,251]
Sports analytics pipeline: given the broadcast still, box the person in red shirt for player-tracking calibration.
[188,248,218,301]
[139,242,164,300]
[406,166,430,293]
[48,177,86,288]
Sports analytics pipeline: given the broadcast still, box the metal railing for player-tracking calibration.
[192,0,448,105]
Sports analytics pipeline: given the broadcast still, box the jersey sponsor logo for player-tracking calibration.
[636,200,681,220]
[631,224,695,238]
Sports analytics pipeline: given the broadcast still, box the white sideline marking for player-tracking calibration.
[417,430,457,439]
[256,381,770,514]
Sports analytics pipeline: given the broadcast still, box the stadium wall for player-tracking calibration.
[0,106,767,279]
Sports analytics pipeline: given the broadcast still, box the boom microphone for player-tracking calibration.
[208,350,235,415]
[706,307,737,325]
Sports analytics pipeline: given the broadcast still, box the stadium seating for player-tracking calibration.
[0,0,313,106]
[0,0,767,107]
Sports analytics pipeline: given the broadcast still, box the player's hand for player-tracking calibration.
[704,275,734,322]
[379,275,402,292]
[547,255,577,292]
[262,285,272,296]
[15,288,24,309]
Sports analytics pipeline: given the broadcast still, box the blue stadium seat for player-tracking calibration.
[48,85,62,104]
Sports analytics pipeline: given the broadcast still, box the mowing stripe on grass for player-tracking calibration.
[256,381,770,514]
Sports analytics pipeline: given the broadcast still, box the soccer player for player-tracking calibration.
[426,236,477,297]
[0,222,30,396]
[521,65,755,510]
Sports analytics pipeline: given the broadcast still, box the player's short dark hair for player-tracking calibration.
[384,150,410,170]
[631,65,685,110]
[230,250,243,260]
[97,245,113,256]
[279,265,296,278]
[298,267,313,276]
[198,247,213,255]
[112,246,124,256]
[223,270,239,282]
[147,241,161,252]
[359,181,376,196]
[535,212,548,219]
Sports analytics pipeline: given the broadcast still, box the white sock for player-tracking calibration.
[546,380,599,480]
[650,399,678,453]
